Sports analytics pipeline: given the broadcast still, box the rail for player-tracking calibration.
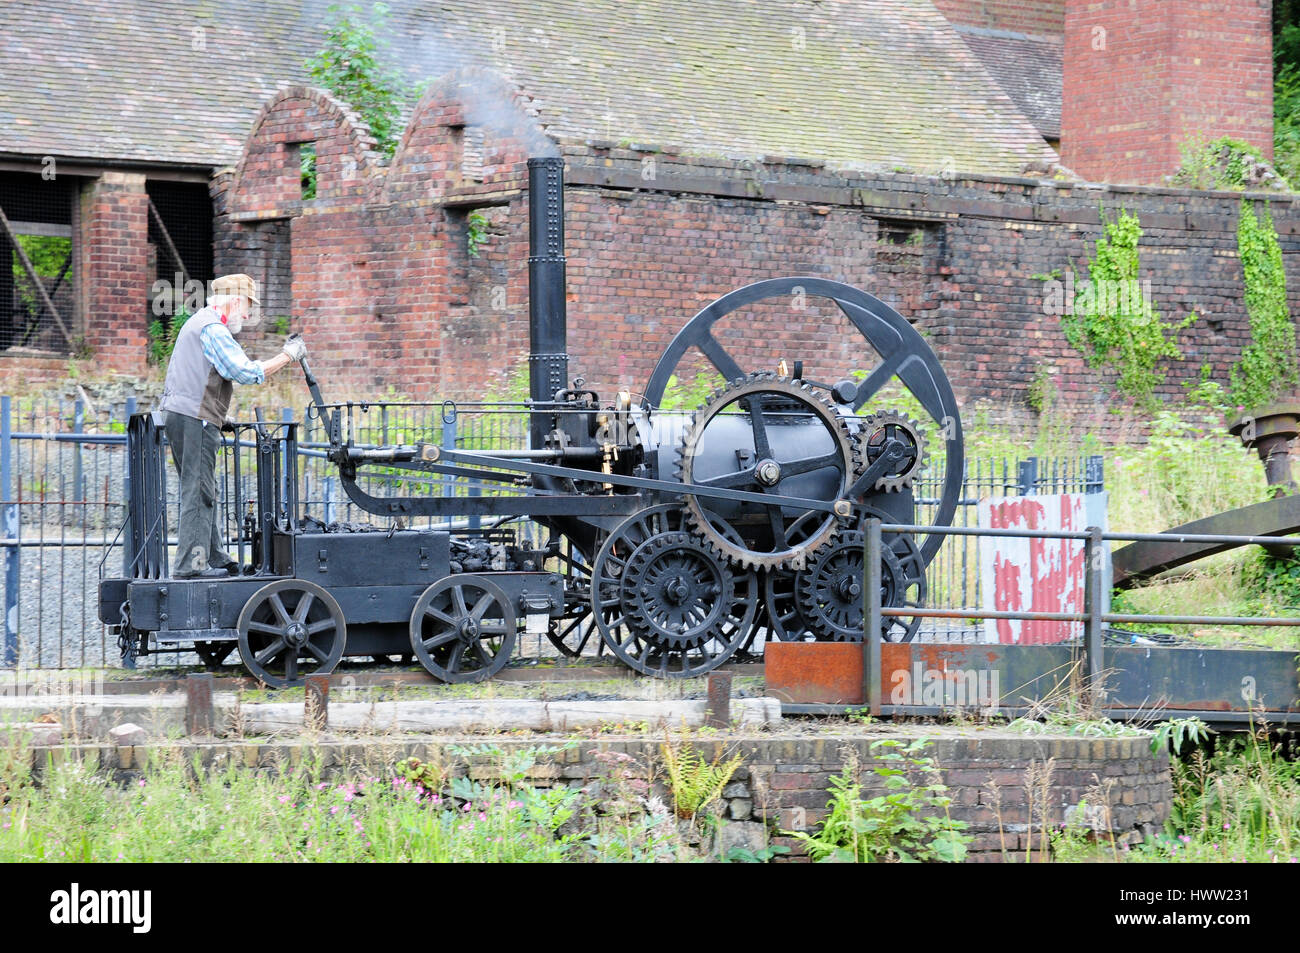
[857,519,1300,719]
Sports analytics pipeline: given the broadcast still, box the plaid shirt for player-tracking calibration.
[199,323,265,385]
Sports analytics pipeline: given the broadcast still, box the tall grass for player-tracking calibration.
[0,743,699,863]
[1134,724,1300,863]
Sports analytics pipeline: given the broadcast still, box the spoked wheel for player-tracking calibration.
[796,527,928,642]
[409,575,517,683]
[194,640,237,669]
[592,505,757,679]
[545,539,608,659]
[237,581,347,688]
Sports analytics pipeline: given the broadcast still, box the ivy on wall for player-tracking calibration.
[1232,200,1298,410]
[1060,209,1190,410]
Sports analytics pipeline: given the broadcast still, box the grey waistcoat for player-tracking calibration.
[158,308,238,427]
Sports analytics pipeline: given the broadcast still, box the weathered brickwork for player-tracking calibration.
[210,79,1300,432]
[934,0,1065,36]
[1062,0,1274,185]
[42,731,1172,862]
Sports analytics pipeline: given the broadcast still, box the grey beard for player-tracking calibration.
[226,315,243,335]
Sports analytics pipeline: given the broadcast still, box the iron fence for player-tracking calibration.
[1,392,1104,670]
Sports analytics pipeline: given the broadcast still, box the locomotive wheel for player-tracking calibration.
[677,373,860,572]
[409,575,517,684]
[194,641,236,669]
[796,529,927,643]
[236,581,346,689]
[591,505,757,679]
[644,277,963,565]
[545,540,608,659]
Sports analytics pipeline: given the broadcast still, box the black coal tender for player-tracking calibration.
[98,157,965,687]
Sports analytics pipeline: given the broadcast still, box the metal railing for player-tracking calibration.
[860,519,1300,719]
[2,391,1104,670]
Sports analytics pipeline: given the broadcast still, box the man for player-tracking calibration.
[159,274,307,578]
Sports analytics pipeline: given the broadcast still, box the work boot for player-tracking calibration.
[176,567,232,579]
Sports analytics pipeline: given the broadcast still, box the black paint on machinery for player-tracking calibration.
[98,157,965,687]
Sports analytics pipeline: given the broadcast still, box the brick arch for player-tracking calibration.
[384,66,556,203]
[228,84,383,217]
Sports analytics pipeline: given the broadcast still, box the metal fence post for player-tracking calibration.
[1017,457,1038,496]
[72,398,85,504]
[1,396,17,667]
[122,396,136,576]
[864,517,883,715]
[441,413,456,498]
[1083,525,1105,710]
[1085,455,1105,494]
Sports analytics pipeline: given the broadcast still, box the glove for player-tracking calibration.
[282,335,307,363]
[221,416,236,433]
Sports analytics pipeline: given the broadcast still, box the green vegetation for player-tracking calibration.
[1275,4,1300,187]
[300,143,317,201]
[784,740,970,863]
[1059,209,1192,410]
[305,3,409,159]
[11,234,71,329]
[0,739,726,863]
[659,735,742,820]
[1231,200,1297,410]
[1046,720,1300,863]
[146,309,190,366]
[1169,136,1280,192]
[466,210,490,258]
[658,370,726,412]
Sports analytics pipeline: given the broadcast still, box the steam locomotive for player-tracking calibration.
[98,158,964,687]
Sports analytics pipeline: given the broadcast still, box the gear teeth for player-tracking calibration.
[858,409,928,493]
[676,373,857,572]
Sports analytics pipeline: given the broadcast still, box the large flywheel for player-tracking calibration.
[644,277,963,567]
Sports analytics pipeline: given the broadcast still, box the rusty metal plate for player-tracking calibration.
[764,642,864,705]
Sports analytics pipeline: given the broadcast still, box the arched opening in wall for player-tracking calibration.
[0,171,80,354]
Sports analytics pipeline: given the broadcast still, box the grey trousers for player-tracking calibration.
[165,412,234,575]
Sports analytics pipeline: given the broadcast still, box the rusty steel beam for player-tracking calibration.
[1112,495,1300,590]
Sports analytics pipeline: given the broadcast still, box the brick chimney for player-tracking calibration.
[1061,0,1274,184]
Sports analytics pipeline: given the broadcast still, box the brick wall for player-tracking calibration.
[1062,0,1273,185]
[64,730,1173,862]
[78,172,151,376]
[214,82,1300,432]
[934,0,1065,37]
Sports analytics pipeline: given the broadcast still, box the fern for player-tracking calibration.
[660,735,742,820]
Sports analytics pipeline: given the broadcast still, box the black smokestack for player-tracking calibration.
[527,156,568,449]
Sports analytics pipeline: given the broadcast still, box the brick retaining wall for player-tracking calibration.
[29,730,1171,862]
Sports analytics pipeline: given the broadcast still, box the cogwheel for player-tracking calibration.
[795,527,928,642]
[676,373,862,572]
[858,410,928,492]
[621,531,734,652]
